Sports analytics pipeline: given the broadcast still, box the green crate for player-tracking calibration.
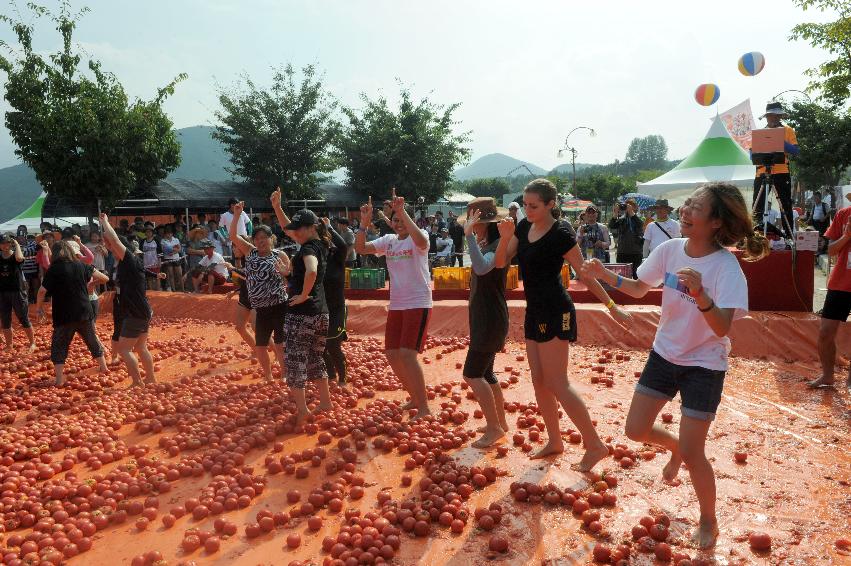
[349,268,386,290]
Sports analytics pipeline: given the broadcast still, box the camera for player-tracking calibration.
[618,203,626,211]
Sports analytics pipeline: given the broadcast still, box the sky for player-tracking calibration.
[0,0,839,171]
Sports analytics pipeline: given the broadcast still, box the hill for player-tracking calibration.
[453,153,547,181]
[549,162,596,175]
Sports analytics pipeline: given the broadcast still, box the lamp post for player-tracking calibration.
[557,126,596,194]
[772,89,813,103]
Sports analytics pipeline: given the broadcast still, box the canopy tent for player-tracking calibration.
[0,192,87,234]
[638,116,756,209]
[562,199,594,213]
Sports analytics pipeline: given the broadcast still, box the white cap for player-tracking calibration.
[508,202,520,209]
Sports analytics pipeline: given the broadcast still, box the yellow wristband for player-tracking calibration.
[606,299,616,310]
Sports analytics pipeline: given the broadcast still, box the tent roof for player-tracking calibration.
[11,192,46,220]
[639,116,755,195]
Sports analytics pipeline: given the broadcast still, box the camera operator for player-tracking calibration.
[753,102,798,238]
[608,199,644,277]
[577,205,610,261]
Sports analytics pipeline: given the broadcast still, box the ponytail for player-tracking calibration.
[315,222,332,248]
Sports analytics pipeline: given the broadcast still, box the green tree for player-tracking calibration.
[790,0,851,105]
[624,135,668,169]
[454,177,511,200]
[786,100,851,189]
[338,87,471,203]
[0,1,184,210]
[213,64,339,200]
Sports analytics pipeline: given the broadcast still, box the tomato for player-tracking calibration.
[749,532,771,551]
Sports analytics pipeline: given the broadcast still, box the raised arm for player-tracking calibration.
[91,268,110,285]
[98,213,126,261]
[355,197,378,256]
[270,187,291,229]
[494,218,518,268]
[74,236,94,265]
[229,201,254,257]
[11,238,23,262]
[390,188,428,250]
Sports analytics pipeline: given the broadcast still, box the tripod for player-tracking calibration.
[751,155,794,241]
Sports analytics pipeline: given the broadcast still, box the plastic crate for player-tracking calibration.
[505,265,519,290]
[433,267,471,290]
[349,268,386,290]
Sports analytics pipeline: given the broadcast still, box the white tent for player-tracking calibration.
[0,192,89,234]
[639,116,756,209]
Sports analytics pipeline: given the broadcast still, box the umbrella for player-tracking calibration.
[562,199,594,213]
[618,193,657,210]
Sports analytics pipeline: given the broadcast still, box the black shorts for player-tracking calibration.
[120,317,150,339]
[0,290,30,329]
[327,304,347,340]
[636,350,726,421]
[463,350,498,385]
[51,320,103,364]
[822,289,851,322]
[524,302,577,343]
[255,302,286,346]
[238,282,251,310]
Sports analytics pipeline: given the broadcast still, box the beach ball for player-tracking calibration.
[694,83,720,106]
[738,51,765,76]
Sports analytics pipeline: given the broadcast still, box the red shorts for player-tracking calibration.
[385,308,431,353]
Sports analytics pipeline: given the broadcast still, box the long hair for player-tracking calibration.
[315,221,332,248]
[701,182,769,262]
[50,241,77,263]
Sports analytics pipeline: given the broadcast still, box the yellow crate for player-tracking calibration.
[433,267,471,290]
[505,265,519,290]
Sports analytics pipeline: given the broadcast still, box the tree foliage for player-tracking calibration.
[213,64,339,200]
[624,135,668,169]
[0,1,184,210]
[786,100,851,189]
[452,177,511,201]
[790,0,851,105]
[338,87,471,204]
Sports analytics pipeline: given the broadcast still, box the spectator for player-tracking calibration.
[434,211,447,232]
[448,215,465,266]
[160,226,184,292]
[336,218,357,268]
[39,221,53,234]
[87,231,108,292]
[207,219,227,256]
[508,201,524,224]
[609,199,645,277]
[0,233,36,352]
[435,228,453,265]
[808,191,851,390]
[577,205,611,261]
[192,239,229,293]
[416,211,429,230]
[377,200,395,237]
[184,224,208,291]
[140,226,161,291]
[118,219,130,236]
[806,191,831,251]
[17,227,39,303]
[220,197,252,266]
[36,232,55,275]
[132,219,146,240]
[643,199,681,257]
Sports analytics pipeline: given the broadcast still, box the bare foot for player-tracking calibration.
[472,427,505,448]
[692,519,719,549]
[477,424,509,433]
[294,411,310,427]
[409,407,432,421]
[663,451,682,481]
[400,399,416,410]
[314,403,333,413]
[27,342,36,353]
[574,444,609,472]
[807,376,835,388]
[531,440,564,460]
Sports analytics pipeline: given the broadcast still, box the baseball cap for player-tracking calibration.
[284,209,319,230]
[200,239,214,248]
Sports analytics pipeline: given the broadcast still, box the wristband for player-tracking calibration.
[605,299,616,310]
[697,299,715,312]
[615,275,623,288]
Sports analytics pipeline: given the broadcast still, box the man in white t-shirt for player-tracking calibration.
[192,239,229,293]
[643,199,681,257]
[355,191,433,420]
[434,228,453,264]
[219,197,252,248]
[159,226,184,292]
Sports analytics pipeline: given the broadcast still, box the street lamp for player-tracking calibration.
[771,89,814,103]
[557,126,596,194]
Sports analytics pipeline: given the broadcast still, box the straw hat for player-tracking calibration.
[457,197,509,224]
[188,224,207,239]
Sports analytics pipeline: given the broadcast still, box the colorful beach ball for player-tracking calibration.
[738,51,765,76]
[694,83,720,106]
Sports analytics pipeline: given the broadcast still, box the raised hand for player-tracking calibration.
[497,217,515,239]
[463,209,481,236]
[233,201,245,217]
[271,187,282,208]
[360,196,374,226]
[99,213,109,224]
[390,187,406,216]
[320,216,330,226]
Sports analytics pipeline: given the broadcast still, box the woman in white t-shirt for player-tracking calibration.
[582,182,768,550]
[355,190,433,420]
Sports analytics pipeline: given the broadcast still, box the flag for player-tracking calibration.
[718,99,756,150]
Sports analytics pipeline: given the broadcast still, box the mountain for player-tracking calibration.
[549,162,596,175]
[0,126,235,223]
[453,153,547,181]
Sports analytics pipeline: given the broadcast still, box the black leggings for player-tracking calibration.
[254,302,286,347]
[323,336,347,382]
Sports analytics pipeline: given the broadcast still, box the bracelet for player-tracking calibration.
[615,275,623,288]
[605,299,616,310]
[697,299,715,312]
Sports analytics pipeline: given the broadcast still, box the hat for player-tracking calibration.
[761,101,788,119]
[189,225,207,238]
[507,201,521,209]
[439,227,448,234]
[0,233,11,245]
[284,209,318,230]
[585,204,600,214]
[228,197,240,206]
[200,239,214,248]
[651,199,674,211]
[457,197,510,224]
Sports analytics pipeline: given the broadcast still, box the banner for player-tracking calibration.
[718,99,756,150]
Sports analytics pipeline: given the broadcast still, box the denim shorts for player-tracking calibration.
[636,350,726,421]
